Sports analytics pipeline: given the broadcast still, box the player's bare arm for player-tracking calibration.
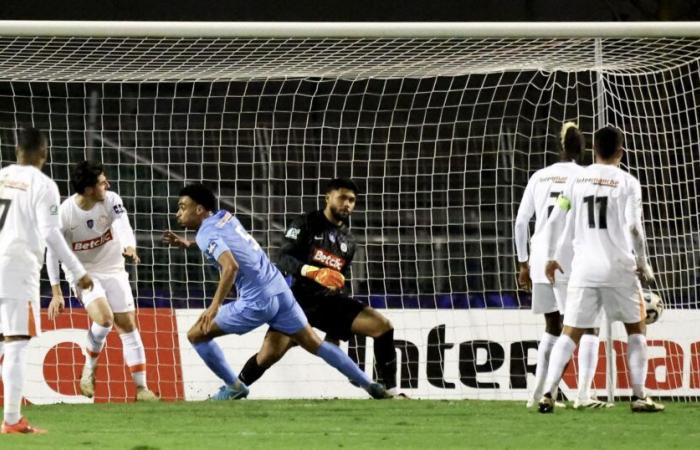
[48,284,65,321]
[517,261,532,290]
[544,260,563,285]
[162,229,194,249]
[122,246,141,264]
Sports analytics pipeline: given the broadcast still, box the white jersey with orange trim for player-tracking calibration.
[514,161,584,284]
[548,163,645,287]
[56,191,134,283]
[0,164,61,299]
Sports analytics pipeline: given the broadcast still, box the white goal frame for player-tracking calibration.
[1,20,698,403]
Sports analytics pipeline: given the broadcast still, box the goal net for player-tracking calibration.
[0,22,698,402]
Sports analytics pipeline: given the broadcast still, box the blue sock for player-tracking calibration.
[316,341,371,388]
[192,340,237,386]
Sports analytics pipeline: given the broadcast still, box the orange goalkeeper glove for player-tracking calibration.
[301,265,345,290]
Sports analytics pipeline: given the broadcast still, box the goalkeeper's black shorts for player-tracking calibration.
[293,293,367,341]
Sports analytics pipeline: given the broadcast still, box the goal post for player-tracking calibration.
[0,21,698,402]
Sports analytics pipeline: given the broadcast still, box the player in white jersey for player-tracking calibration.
[515,123,608,409]
[0,127,92,434]
[46,160,157,402]
[538,126,663,413]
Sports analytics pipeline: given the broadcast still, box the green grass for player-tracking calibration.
[1,400,698,449]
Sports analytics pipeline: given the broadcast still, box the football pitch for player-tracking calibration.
[1,400,698,449]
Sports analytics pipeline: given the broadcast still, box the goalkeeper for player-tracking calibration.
[238,178,402,397]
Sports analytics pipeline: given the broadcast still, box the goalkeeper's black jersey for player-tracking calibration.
[277,210,356,298]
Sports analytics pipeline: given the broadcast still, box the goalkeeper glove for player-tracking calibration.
[301,265,345,289]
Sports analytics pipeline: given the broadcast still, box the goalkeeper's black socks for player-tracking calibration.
[373,329,398,390]
[239,353,268,386]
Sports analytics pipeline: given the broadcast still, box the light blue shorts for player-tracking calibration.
[214,289,308,336]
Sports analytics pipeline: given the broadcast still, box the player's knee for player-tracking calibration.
[98,316,114,329]
[187,327,203,344]
[380,316,393,333]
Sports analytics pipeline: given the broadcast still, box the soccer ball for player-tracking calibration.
[642,290,664,325]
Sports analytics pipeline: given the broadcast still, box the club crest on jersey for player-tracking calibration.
[311,247,345,271]
[285,227,300,240]
[50,205,58,215]
[329,232,336,243]
[340,242,348,253]
[207,240,218,255]
[86,219,94,229]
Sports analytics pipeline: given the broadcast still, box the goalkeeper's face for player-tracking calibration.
[326,188,356,222]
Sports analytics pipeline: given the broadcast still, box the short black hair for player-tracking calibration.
[17,126,47,154]
[71,160,104,194]
[594,126,624,160]
[179,183,217,211]
[325,178,359,195]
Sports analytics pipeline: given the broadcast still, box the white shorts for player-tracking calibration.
[564,284,645,328]
[74,272,135,314]
[531,283,567,314]
[0,298,41,337]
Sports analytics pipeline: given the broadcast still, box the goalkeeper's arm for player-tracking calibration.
[277,215,345,290]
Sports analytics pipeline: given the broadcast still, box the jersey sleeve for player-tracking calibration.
[38,180,87,282]
[277,214,309,276]
[196,227,231,265]
[514,176,536,263]
[624,178,644,231]
[108,192,137,249]
[35,179,61,236]
[625,177,649,264]
[545,178,575,261]
[106,191,127,220]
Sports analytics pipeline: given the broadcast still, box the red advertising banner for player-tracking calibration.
[0,308,184,404]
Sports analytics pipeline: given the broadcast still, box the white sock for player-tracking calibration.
[86,322,112,368]
[628,333,648,399]
[532,332,558,400]
[577,334,600,401]
[119,331,147,388]
[3,340,29,425]
[544,334,576,396]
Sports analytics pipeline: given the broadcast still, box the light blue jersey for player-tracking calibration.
[196,210,289,303]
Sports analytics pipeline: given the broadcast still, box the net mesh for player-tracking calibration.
[0,33,698,400]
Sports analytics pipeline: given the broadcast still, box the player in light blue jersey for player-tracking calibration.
[163,183,388,399]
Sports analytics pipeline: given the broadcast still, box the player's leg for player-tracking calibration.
[113,312,157,401]
[79,281,113,398]
[105,273,157,401]
[270,291,388,398]
[0,298,46,434]
[573,327,610,408]
[0,333,4,377]
[529,283,562,407]
[188,301,255,400]
[350,307,400,394]
[238,329,295,386]
[616,286,663,412]
[539,286,601,413]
